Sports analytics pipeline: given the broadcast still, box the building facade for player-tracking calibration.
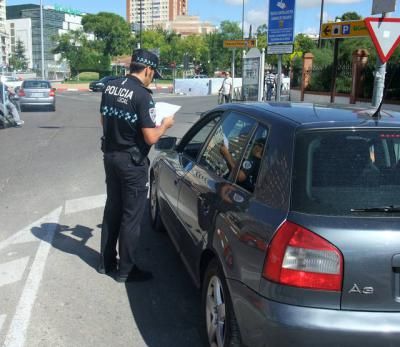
[126,0,187,29]
[157,15,215,37]
[0,0,9,67]
[6,17,33,69]
[6,4,84,77]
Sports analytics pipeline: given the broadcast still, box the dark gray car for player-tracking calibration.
[150,102,400,347]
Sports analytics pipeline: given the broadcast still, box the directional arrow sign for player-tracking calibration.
[320,20,369,39]
[223,39,256,48]
[365,17,400,63]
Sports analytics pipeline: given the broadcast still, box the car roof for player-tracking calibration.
[218,102,400,129]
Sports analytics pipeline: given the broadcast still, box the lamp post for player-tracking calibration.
[318,0,324,48]
[40,0,45,78]
[242,0,245,39]
[139,0,143,49]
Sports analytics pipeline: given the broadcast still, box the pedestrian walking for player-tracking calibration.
[98,49,175,283]
[264,70,275,101]
[219,71,232,103]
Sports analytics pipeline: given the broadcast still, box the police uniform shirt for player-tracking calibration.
[100,75,156,155]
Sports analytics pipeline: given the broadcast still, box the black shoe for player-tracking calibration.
[115,265,153,283]
[97,260,118,275]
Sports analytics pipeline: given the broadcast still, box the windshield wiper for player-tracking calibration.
[351,205,400,213]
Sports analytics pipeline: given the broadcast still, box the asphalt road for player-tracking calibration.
[0,91,219,347]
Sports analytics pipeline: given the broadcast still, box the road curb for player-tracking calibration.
[56,87,90,92]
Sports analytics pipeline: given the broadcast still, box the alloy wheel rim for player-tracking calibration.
[206,275,226,347]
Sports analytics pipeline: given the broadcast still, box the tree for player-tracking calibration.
[81,12,134,57]
[336,12,362,21]
[52,30,109,78]
[294,34,316,53]
[255,24,267,49]
[9,39,28,71]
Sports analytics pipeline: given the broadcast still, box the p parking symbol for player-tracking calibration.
[342,25,351,35]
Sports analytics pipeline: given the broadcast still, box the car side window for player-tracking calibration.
[235,125,268,193]
[199,112,256,178]
[181,114,221,161]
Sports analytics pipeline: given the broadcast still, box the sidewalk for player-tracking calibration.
[53,82,89,92]
[290,89,400,112]
[53,82,173,92]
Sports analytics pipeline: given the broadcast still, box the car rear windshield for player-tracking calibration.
[23,81,50,89]
[292,130,400,216]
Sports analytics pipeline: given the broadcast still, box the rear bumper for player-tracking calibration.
[19,97,55,106]
[228,279,400,347]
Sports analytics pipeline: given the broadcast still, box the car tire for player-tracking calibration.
[201,259,241,347]
[149,173,165,232]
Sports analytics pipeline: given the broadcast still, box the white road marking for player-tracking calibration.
[0,257,30,287]
[64,193,106,215]
[0,314,6,333]
[0,211,60,252]
[3,207,62,347]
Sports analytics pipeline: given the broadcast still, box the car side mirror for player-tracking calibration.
[155,136,177,151]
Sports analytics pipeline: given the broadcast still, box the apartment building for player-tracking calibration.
[6,17,33,69]
[126,0,187,29]
[7,4,84,77]
[0,0,9,67]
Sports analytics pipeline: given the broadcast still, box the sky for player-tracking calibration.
[6,0,400,36]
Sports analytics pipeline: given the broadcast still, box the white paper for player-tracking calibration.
[155,102,181,126]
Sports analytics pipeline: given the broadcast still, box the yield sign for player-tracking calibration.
[365,17,400,63]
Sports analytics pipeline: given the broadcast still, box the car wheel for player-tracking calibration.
[202,259,241,347]
[149,173,165,232]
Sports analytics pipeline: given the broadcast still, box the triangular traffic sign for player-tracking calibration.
[365,17,400,63]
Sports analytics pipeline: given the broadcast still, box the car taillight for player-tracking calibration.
[263,221,343,291]
[18,89,25,97]
[49,89,55,97]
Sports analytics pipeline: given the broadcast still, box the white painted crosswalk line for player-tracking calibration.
[0,212,55,252]
[64,193,106,215]
[0,314,6,333]
[3,207,62,347]
[0,257,30,287]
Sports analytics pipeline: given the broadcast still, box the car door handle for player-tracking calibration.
[202,203,210,215]
[199,198,210,215]
[392,254,400,268]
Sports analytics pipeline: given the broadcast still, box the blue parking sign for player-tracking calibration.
[342,24,351,35]
[268,0,296,44]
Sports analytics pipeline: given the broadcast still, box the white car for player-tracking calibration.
[1,76,23,89]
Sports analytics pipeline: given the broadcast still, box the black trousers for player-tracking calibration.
[100,151,149,275]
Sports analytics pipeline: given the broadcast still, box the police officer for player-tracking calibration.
[98,49,174,282]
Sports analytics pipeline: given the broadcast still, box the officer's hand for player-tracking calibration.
[162,116,174,129]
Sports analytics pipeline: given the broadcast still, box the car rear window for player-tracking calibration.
[292,130,400,216]
[23,81,50,89]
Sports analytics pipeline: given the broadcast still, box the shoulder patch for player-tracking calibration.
[149,107,157,123]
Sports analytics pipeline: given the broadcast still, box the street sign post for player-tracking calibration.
[365,17,400,63]
[267,0,295,100]
[320,20,369,39]
[223,39,256,48]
